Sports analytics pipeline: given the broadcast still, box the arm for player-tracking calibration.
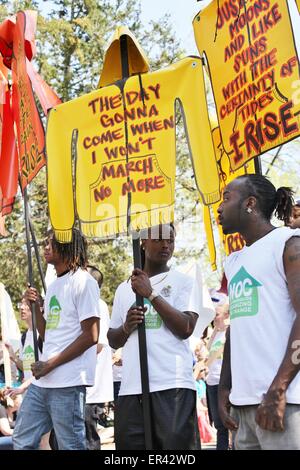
[5,344,23,371]
[218,327,238,431]
[24,287,46,341]
[255,236,300,432]
[5,378,32,399]
[31,317,99,379]
[131,268,198,339]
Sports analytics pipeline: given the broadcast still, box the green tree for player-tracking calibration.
[0,0,196,314]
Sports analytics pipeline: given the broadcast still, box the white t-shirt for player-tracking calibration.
[110,270,199,395]
[206,330,226,386]
[19,330,35,382]
[225,227,300,405]
[86,299,114,404]
[33,269,100,388]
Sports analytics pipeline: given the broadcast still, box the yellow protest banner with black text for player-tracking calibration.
[194,0,300,171]
[47,57,220,241]
[204,124,255,271]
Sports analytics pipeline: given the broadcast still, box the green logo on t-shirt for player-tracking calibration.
[131,299,162,330]
[46,295,62,330]
[229,266,262,319]
[209,339,224,360]
[23,345,35,371]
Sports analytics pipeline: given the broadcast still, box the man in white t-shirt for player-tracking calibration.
[108,224,201,450]
[13,228,100,450]
[218,174,300,450]
[85,266,113,450]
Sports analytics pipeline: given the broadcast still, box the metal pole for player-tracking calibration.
[120,34,153,450]
[29,219,47,294]
[23,188,39,362]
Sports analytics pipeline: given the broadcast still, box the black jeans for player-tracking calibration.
[85,403,103,450]
[206,384,229,450]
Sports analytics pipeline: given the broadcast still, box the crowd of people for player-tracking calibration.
[0,174,300,451]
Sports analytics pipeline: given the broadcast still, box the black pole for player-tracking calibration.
[120,34,153,450]
[29,219,47,294]
[254,156,262,175]
[23,188,39,362]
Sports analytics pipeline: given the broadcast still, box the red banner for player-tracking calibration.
[11,11,46,190]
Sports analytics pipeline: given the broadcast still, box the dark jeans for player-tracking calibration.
[206,384,229,450]
[115,388,200,450]
[85,403,103,450]
[113,381,121,403]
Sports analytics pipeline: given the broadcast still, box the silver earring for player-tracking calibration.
[246,208,252,214]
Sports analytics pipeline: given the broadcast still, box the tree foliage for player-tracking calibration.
[0,0,194,315]
[1,0,298,318]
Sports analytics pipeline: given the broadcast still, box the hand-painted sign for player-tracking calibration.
[0,10,60,224]
[47,42,220,241]
[203,124,255,271]
[194,0,300,171]
[11,12,46,189]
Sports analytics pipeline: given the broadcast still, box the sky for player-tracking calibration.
[140,0,300,55]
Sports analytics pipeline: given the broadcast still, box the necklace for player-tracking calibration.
[151,272,169,286]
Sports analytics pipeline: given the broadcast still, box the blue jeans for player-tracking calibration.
[0,436,13,450]
[13,384,86,450]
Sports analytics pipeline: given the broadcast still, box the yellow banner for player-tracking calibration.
[204,125,255,270]
[47,57,220,241]
[194,0,300,171]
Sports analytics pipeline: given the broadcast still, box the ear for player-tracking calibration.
[246,196,257,211]
[141,240,146,250]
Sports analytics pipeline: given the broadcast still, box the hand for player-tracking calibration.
[255,389,286,432]
[218,388,239,431]
[31,360,52,379]
[131,269,152,298]
[114,358,122,366]
[123,306,146,335]
[24,286,41,306]
[4,387,25,400]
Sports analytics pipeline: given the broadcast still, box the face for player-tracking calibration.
[289,205,300,228]
[217,180,248,235]
[43,235,59,265]
[214,305,229,328]
[18,300,31,322]
[142,225,175,265]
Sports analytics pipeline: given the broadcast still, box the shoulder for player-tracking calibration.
[115,279,131,295]
[70,268,98,286]
[283,232,300,261]
[169,270,194,289]
[99,298,109,317]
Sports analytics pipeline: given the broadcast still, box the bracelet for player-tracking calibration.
[122,323,130,336]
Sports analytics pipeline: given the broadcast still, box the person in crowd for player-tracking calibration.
[85,265,113,450]
[112,348,122,405]
[194,362,215,445]
[0,389,18,450]
[218,174,300,450]
[12,228,100,450]
[288,197,300,229]
[5,298,43,399]
[206,301,229,450]
[108,223,201,450]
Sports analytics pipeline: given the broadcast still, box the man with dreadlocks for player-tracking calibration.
[217,174,300,450]
[13,228,100,450]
